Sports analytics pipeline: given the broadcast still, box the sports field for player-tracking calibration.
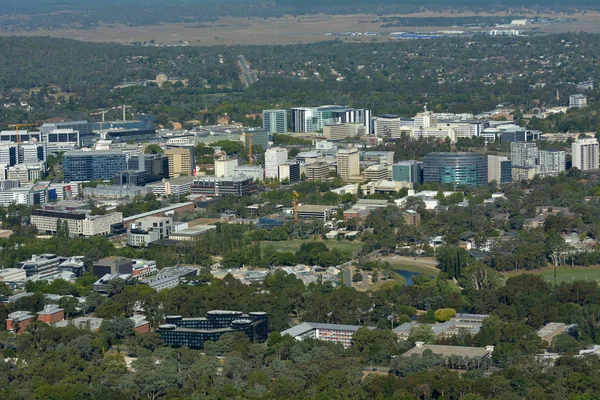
[535,266,600,285]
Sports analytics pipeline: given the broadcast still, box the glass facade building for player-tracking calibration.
[392,160,422,184]
[157,310,268,349]
[63,151,126,182]
[422,152,488,187]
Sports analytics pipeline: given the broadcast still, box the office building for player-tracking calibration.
[262,109,287,134]
[373,115,404,138]
[31,206,123,237]
[157,310,268,349]
[291,106,370,133]
[63,150,126,182]
[0,130,42,144]
[336,148,360,181]
[18,254,60,278]
[265,147,288,179]
[278,162,301,183]
[538,150,566,178]
[96,128,156,143]
[295,205,338,220]
[19,142,46,164]
[43,129,81,151]
[147,176,195,197]
[190,175,258,197]
[361,180,412,196]
[165,147,194,177]
[512,166,538,182]
[121,154,169,185]
[93,256,133,278]
[572,138,599,171]
[214,158,239,178]
[243,129,269,153]
[392,161,422,184]
[362,151,395,166]
[144,266,197,291]
[364,165,389,182]
[323,123,366,140]
[41,120,93,146]
[126,216,173,247]
[282,322,376,349]
[487,155,512,184]
[422,152,488,187]
[84,185,151,200]
[511,142,538,167]
[570,94,588,108]
[0,144,18,167]
[305,162,330,181]
[7,163,44,184]
[232,165,264,182]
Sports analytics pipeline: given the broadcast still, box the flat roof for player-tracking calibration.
[123,202,194,222]
[170,225,216,237]
[282,322,376,337]
[297,205,338,213]
[402,344,491,358]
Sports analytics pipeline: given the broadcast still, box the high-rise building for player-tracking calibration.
[0,144,18,167]
[19,142,46,164]
[422,152,488,187]
[392,161,422,184]
[265,147,288,179]
[336,148,360,181]
[243,129,269,153]
[291,106,370,132]
[165,147,194,177]
[43,129,81,151]
[487,155,512,184]
[278,162,301,183]
[572,138,599,171]
[538,150,566,177]
[511,142,538,167]
[262,110,287,134]
[63,150,126,182]
[214,158,239,178]
[41,121,93,146]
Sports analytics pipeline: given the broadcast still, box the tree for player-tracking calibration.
[436,245,470,279]
[58,296,80,318]
[408,325,435,344]
[100,317,134,341]
[434,308,457,322]
[145,144,164,154]
[352,272,363,283]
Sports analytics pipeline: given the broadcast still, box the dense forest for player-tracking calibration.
[1,33,600,131]
[0,0,597,31]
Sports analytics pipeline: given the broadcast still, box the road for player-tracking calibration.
[237,55,258,87]
[340,262,353,287]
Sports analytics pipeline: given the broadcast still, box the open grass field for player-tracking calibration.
[506,266,600,285]
[260,239,362,254]
[2,11,600,46]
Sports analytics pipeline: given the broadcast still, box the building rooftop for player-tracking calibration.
[170,225,216,237]
[282,322,376,337]
[122,202,194,223]
[7,311,35,322]
[296,205,338,213]
[55,317,104,331]
[37,304,63,315]
[402,344,493,359]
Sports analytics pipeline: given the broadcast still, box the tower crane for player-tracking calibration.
[241,133,253,166]
[8,123,38,144]
[292,190,299,224]
[90,110,109,129]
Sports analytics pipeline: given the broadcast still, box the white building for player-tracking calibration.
[570,94,588,109]
[265,147,288,179]
[214,158,239,177]
[232,165,264,182]
[538,150,566,178]
[30,207,123,237]
[572,138,599,171]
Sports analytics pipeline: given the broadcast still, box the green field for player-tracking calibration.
[530,266,600,285]
[260,239,363,254]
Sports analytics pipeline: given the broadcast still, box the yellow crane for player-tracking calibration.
[293,190,299,224]
[242,133,253,166]
[8,123,38,144]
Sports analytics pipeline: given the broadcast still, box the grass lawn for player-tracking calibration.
[518,266,600,285]
[386,262,440,276]
[260,239,363,254]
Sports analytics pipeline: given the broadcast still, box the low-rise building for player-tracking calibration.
[147,176,195,197]
[93,256,133,278]
[281,322,377,348]
[55,317,104,332]
[126,216,173,247]
[6,311,36,333]
[394,313,488,340]
[190,175,258,197]
[403,210,421,226]
[18,254,60,278]
[37,304,65,324]
[143,266,198,291]
[402,342,494,359]
[157,310,268,349]
[294,205,339,221]
[361,180,412,196]
[30,206,123,237]
[168,225,216,242]
[0,268,27,283]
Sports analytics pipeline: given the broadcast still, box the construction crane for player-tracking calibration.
[90,110,109,129]
[241,133,253,166]
[8,123,38,144]
[292,190,299,224]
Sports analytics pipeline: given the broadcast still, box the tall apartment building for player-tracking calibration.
[262,109,287,133]
[165,147,194,177]
[336,148,360,181]
[538,150,566,177]
[487,155,512,184]
[511,142,538,167]
[63,150,127,182]
[214,158,239,177]
[392,161,422,184]
[572,138,599,171]
[265,147,288,179]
